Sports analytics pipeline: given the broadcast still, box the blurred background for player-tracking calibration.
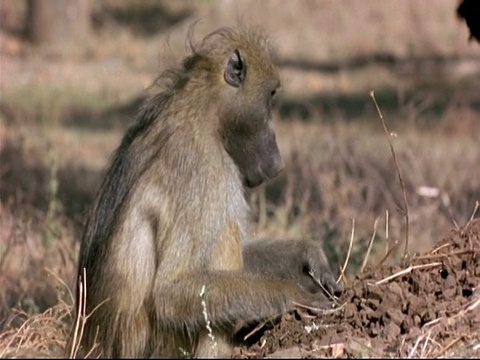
[0,0,479,345]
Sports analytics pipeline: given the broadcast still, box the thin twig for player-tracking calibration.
[292,301,345,315]
[337,218,355,284]
[338,267,347,285]
[360,217,379,273]
[69,268,108,359]
[370,91,410,258]
[83,327,100,359]
[243,320,268,341]
[423,317,443,328]
[69,268,86,359]
[413,249,476,261]
[429,242,450,255]
[463,296,480,313]
[407,336,422,358]
[440,190,459,229]
[420,329,433,357]
[375,262,442,285]
[435,337,463,358]
[465,200,479,228]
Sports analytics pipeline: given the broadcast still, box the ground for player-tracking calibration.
[233,218,480,358]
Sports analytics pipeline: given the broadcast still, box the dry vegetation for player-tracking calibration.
[1,0,479,358]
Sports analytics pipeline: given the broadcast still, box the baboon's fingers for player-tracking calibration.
[322,273,344,298]
[291,298,336,313]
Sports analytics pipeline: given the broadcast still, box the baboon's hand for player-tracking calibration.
[291,288,337,312]
[319,272,343,299]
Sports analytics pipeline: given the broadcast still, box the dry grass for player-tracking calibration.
[0,272,72,359]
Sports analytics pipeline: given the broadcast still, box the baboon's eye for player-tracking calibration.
[271,83,281,99]
[224,49,246,87]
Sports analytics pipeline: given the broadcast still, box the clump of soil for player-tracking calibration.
[234,218,480,358]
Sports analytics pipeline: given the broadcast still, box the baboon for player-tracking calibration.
[70,26,332,358]
[457,0,480,43]
[243,238,343,298]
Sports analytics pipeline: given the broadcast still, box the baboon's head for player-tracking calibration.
[194,27,285,188]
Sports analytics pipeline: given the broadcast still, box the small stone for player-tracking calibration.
[383,321,401,339]
[344,303,356,319]
[385,308,405,326]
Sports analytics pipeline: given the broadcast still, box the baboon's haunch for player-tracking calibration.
[71,27,329,358]
[244,238,343,298]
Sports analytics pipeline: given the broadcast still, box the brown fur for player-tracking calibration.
[69,27,329,358]
[243,238,343,299]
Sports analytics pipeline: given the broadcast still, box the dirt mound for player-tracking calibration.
[234,218,480,358]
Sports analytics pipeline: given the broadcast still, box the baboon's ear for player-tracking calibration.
[224,49,246,87]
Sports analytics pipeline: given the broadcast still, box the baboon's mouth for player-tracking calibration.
[244,160,285,188]
[244,174,264,189]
